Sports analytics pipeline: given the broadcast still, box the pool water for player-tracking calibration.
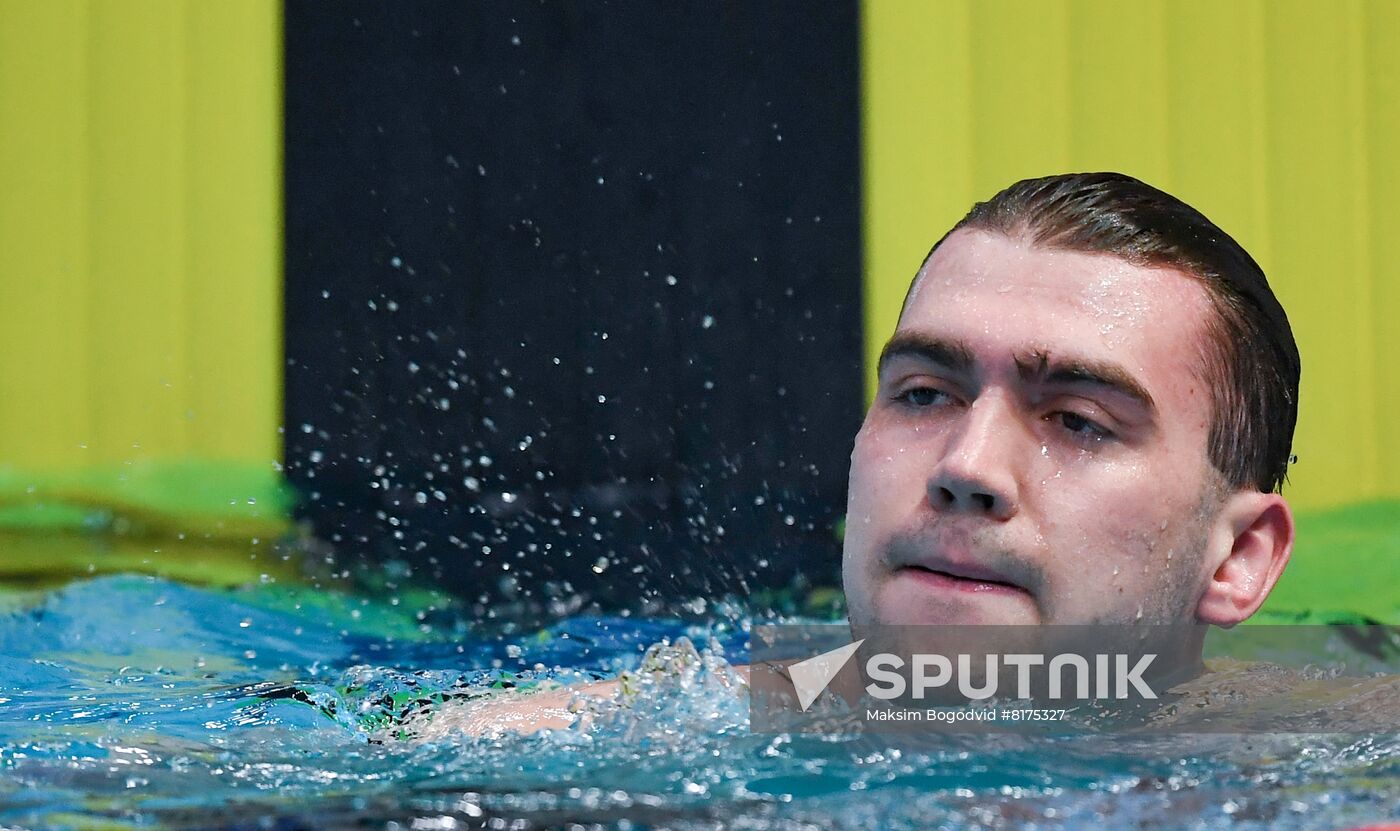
[2,574,1398,829]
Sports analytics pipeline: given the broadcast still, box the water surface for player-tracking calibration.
[2,575,1397,829]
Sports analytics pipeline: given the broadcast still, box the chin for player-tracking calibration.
[869,586,1038,626]
[865,570,1039,626]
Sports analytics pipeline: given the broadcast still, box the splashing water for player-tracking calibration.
[1,574,1397,829]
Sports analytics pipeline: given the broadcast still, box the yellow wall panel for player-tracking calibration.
[968,2,1073,193]
[184,3,283,461]
[1366,0,1400,499]
[860,0,974,389]
[0,1,280,478]
[1065,1,1171,182]
[87,0,192,462]
[863,0,1400,509]
[0,1,92,469]
[1263,0,1380,503]
[1162,1,1270,257]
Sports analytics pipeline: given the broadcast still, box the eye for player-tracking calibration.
[895,386,951,408]
[1054,411,1113,441]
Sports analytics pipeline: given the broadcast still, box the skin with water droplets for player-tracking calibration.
[844,229,1228,628]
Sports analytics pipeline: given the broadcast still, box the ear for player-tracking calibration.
[1195,491,1295,627]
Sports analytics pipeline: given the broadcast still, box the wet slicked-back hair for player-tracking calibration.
[919,172,1299,494]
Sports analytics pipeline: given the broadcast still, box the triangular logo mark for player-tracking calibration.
[788,639,864,711]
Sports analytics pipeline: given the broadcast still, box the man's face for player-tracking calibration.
[843,228,1227,627]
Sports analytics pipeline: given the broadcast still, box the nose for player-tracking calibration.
[927,395,1023,521]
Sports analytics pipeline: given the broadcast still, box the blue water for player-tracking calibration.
[2,574,1398,829]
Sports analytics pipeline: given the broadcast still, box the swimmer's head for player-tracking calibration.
[842,172,1300,629]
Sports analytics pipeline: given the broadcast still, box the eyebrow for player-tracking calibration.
[876,332,1157,415]
[876,333,975,377]
[1014,349,1157,415]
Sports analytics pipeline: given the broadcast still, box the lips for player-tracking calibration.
[897,564,1026,595]
[888,538,1034,597]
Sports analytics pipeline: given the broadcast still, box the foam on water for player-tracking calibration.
[1,574,1397,829]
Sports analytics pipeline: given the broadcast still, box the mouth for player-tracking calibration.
[894,563,1028,597]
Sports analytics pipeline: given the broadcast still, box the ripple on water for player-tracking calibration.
[0,575,1397,830]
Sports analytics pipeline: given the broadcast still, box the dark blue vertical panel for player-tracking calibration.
[284,1,863,612]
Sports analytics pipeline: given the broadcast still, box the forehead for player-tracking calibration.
[896,228,1216,404]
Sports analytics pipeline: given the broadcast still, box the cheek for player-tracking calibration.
[1032,455,1184,556]
[1034,453,1209,575]
[847,420,937,519]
